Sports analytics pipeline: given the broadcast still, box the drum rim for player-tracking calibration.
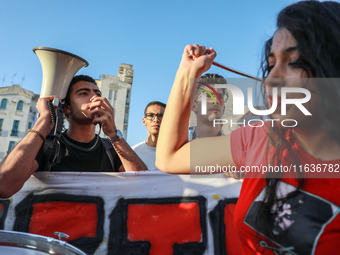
[0,230,87,255]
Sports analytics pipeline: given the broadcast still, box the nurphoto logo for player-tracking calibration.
[199,82,311,128]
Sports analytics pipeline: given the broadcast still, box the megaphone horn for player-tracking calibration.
[33,46,89,100]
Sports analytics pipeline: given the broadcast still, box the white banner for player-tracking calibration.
[1,170,243,255]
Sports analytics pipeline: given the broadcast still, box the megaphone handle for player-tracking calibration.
[46,100,63,138]
[54,104,64,138]
[47,101,56,127]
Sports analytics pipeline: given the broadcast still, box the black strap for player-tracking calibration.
[101,138,115,171]
[42,137,61,171]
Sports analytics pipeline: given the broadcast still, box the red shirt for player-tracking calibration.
[231,123,340,254]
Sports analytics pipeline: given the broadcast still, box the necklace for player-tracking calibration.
[60,133,101,152]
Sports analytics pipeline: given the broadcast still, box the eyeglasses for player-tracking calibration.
[195,91,229,103]
[145,113,164,121]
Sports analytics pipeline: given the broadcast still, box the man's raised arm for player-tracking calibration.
[156,44,235,174]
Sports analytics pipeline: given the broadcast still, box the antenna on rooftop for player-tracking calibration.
[1,75,5,87]
[22,74,25,87]
[11,72,17,84]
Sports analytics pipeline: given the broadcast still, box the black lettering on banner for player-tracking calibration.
[13,193,104,255]
[108,196,207,255]
[209,198,242,255]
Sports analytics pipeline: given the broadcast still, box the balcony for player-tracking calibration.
[15,110,24,117]
[11,129,19,136]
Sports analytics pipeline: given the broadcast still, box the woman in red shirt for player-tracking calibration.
[157,1,340,253]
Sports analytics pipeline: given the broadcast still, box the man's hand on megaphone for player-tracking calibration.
[88,96,117,138]
[35,96,61,135]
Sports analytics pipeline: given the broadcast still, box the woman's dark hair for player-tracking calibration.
[258,0,340,239]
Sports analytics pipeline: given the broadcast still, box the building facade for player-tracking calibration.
[96,63,134,139]
[0,85,39,161]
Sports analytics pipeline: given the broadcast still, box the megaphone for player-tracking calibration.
[33,47,89,137]
[33,46,89,99]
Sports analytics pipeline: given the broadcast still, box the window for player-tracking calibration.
[17,100,23,111]
[124,110,129,125]
[28,122,32,130]
[126,88,131,107]
[109,90,113,100]
[112,91,117,106]
[8,141,16,152]
[0,98,7,109]
[11,120,19,136]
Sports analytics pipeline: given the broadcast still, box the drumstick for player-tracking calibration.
[212,62,263,82]
[188,51,263,82]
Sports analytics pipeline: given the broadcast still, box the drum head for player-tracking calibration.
[0,231,87,255]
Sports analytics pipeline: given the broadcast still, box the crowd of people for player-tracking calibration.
[1,0,340,253]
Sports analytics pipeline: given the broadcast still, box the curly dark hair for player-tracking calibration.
[63,75,97,119]
[198,73,227,84]
[195,73,228,101]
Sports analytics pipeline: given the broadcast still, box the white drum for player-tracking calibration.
[0,231,87,255]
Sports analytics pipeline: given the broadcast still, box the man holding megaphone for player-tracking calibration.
[0,74,147,198]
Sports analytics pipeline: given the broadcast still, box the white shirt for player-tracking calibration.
[131,141,157,170]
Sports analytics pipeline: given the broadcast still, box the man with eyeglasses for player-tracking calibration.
[132,101,166,170]
[189,73,228,140]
